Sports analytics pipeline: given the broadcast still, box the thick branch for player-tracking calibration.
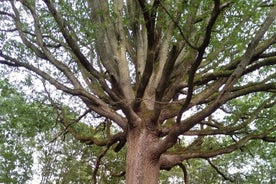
[133,0,161,110]
[160,129,275,169]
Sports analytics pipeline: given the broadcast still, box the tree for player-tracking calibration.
[0,78,58,183]
[0,79,33,183]
[0,0,276,183]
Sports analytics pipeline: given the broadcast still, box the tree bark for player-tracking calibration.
[126,127,160,184]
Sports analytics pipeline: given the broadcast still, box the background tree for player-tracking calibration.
[0,79,34,184]
[0,79,126,183]
[0,0,276,183]
[0,78,57,183]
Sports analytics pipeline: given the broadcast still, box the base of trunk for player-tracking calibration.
[126,128,160,184]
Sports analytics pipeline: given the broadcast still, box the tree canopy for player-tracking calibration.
[0,0,276,183]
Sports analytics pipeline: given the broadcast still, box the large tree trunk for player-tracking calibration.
[126,128,160,184]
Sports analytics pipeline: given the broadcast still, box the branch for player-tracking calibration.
[194,56,276,87]
[42,0,100,78]
[111,171,126,177]
[49,109,92,143]
[176,0,223,123]
[93,147,110,184]
[0,59,18,67]
[137,0,160,47]
[160,154,184,170]
[133,48,155,110]
[178,163,189,184]
[159,1,197,49]
[133,0,160,110]
[27,3,84,89]
[192,94,274,135]
[229,83,276,101]
[58,107,126,147]
[0,53,74,93]
[160,128,275,170]
[216,5,276,101]
[0,10,15,18]
[157,78,226,123]
[261,136,276,142]
[199,120,221,129]
[1,50,128,129]
[185,130,276,159]
[206,158,235,182]
[10,1,46,59]
[49,91,127,144]
[159,6,276,152]
[245,57,276,74]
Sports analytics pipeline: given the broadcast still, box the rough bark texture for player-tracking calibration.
[126,128,160,184]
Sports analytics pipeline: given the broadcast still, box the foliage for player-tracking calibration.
[0,79,48,183]
[0,79,122,183]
